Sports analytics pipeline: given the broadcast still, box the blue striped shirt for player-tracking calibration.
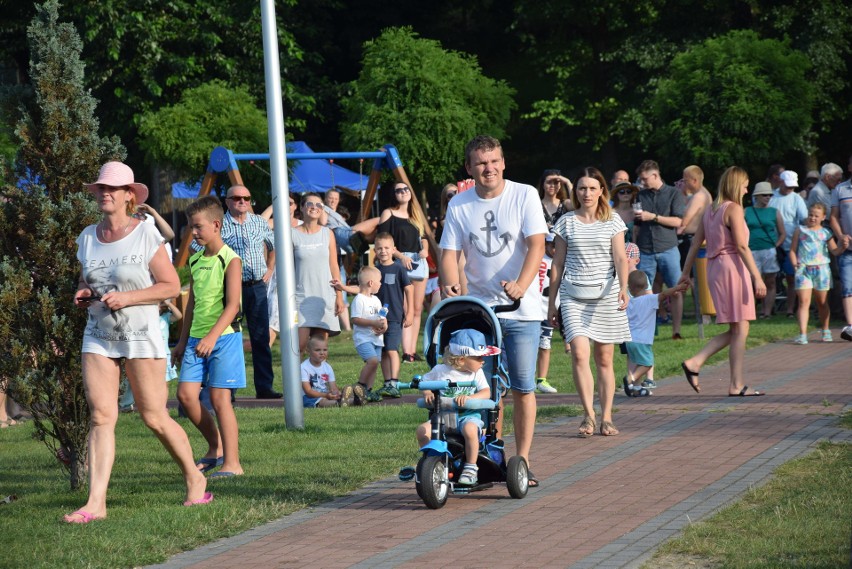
[221,212,274,281]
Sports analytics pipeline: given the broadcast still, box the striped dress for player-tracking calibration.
[554,212,631,344]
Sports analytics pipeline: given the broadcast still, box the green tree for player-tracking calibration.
[340,27,516,188]
[650,30,813,171]
[0,0,124,490]
[138,80,269,178]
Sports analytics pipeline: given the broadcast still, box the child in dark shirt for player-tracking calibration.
[373,233,413,397]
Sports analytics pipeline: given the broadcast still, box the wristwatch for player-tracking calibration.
[654,214,659,222]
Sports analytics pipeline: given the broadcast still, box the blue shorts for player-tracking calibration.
[356,342,383,361]
[303,394,324,408]
[498,318,540,394]
[795,264,831,291]
[179,333,246,389]
[539,321,553,350]
[781,252,796,276]
[382,321,402,352]
[625,341,654,367]
[332,226,354,255]
[457,414,485,434]
[638,245,682,287]
[839,251,852,297]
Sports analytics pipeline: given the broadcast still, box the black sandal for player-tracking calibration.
[681,362,700,393]
[729,386,765,397]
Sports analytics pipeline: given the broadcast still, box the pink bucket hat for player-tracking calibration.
[85,161,149,203]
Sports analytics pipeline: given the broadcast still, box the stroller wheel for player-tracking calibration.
[419,455,449,509]
[506,455,529,499]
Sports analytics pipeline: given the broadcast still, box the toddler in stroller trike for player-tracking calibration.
[399,298,530,509]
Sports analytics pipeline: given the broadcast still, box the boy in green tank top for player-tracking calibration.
[173,196,246,478]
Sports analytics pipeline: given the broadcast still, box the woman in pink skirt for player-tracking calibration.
[679,166,767,396]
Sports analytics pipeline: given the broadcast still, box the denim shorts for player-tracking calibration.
[539,321,553,350]
[839,251,852,297]
[752,248,780,275]
[638,245,682,287]
[332,226,354,255]
[179,333,246,389]
[382,321,402,352]
[498,318,540,393]
[403,252,428,281]
[355,341,383,362]
[457,414,485,433]
[303,395,323,408]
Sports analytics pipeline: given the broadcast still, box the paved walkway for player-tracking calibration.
[152,338,851,569]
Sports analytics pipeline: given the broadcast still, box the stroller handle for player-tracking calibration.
[492,299,521,314]
[416,397,497,411]
[399,379,476,391]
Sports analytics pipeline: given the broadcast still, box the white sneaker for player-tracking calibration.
[841,325,852,342]
[536,378,557,393]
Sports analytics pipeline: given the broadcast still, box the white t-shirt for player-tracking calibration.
[350,293,384,347]
[626,293,659,345]
[422,363,489,397]
[76,222,166,359]
[441,180,548,320]
[300,359,336,394]
[769,190,808,250]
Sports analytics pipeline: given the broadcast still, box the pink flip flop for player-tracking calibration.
[63,510,103,524]
[183,492,214,507]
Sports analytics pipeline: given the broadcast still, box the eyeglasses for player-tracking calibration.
[303,201,323,209]
[228,196,251,203]
[394,186,410,194]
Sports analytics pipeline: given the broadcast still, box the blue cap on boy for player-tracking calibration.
[448,329,501,357]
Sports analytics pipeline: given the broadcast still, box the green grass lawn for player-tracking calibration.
[645,441,852,569]
[0,308,844,568]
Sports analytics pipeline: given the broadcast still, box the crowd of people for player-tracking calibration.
[42,139,852,523]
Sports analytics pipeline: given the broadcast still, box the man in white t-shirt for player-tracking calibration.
[440,135,547,487]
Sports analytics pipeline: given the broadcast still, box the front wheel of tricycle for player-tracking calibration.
[419,454,449,509]
[506,455,529,499]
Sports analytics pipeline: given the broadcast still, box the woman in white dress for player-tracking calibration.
[548,167,631,438]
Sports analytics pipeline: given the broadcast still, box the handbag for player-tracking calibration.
[562,273,616,300]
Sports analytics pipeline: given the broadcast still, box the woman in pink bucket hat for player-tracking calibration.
[65,162,211,524]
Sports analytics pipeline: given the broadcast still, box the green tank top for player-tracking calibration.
[189,244,240,338]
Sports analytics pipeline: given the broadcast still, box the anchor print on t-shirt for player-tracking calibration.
[469,211,510,258]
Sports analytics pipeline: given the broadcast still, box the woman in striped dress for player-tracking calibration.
[548,167,631,437]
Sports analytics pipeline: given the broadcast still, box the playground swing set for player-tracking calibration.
[175,144,440,269]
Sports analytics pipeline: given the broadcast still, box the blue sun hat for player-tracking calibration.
[448,329,501,357]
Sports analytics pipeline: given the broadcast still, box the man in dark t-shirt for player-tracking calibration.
[634,160,686,340]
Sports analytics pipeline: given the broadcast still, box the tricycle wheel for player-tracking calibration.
[419,454,449,509]
[506,455,529,499]
[414,457,425,499]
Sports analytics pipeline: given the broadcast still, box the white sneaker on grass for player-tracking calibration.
[536,378,557,393]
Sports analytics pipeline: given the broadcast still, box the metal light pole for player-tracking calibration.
[260,0,303,428]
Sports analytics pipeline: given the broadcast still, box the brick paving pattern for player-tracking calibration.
[151,340,851,569]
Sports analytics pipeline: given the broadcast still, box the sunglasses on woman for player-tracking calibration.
[618,189,632,195]
[395,186,410,194]
[303,201,323,209]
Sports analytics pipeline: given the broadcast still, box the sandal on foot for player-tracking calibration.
[183,492,214,507]
[599,420,619,436]
[64,510,103,524]
[729,386,765,397]
[528,471,539,488]
[578,416,596,438]
[681,362,700,393]
[630,387,651,397]
[196,456,224,473]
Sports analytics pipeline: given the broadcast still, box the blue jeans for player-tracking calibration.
[839,250,852,298]
[498,318,540,394]
[638,245,682,287]
[242,281,275,394]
